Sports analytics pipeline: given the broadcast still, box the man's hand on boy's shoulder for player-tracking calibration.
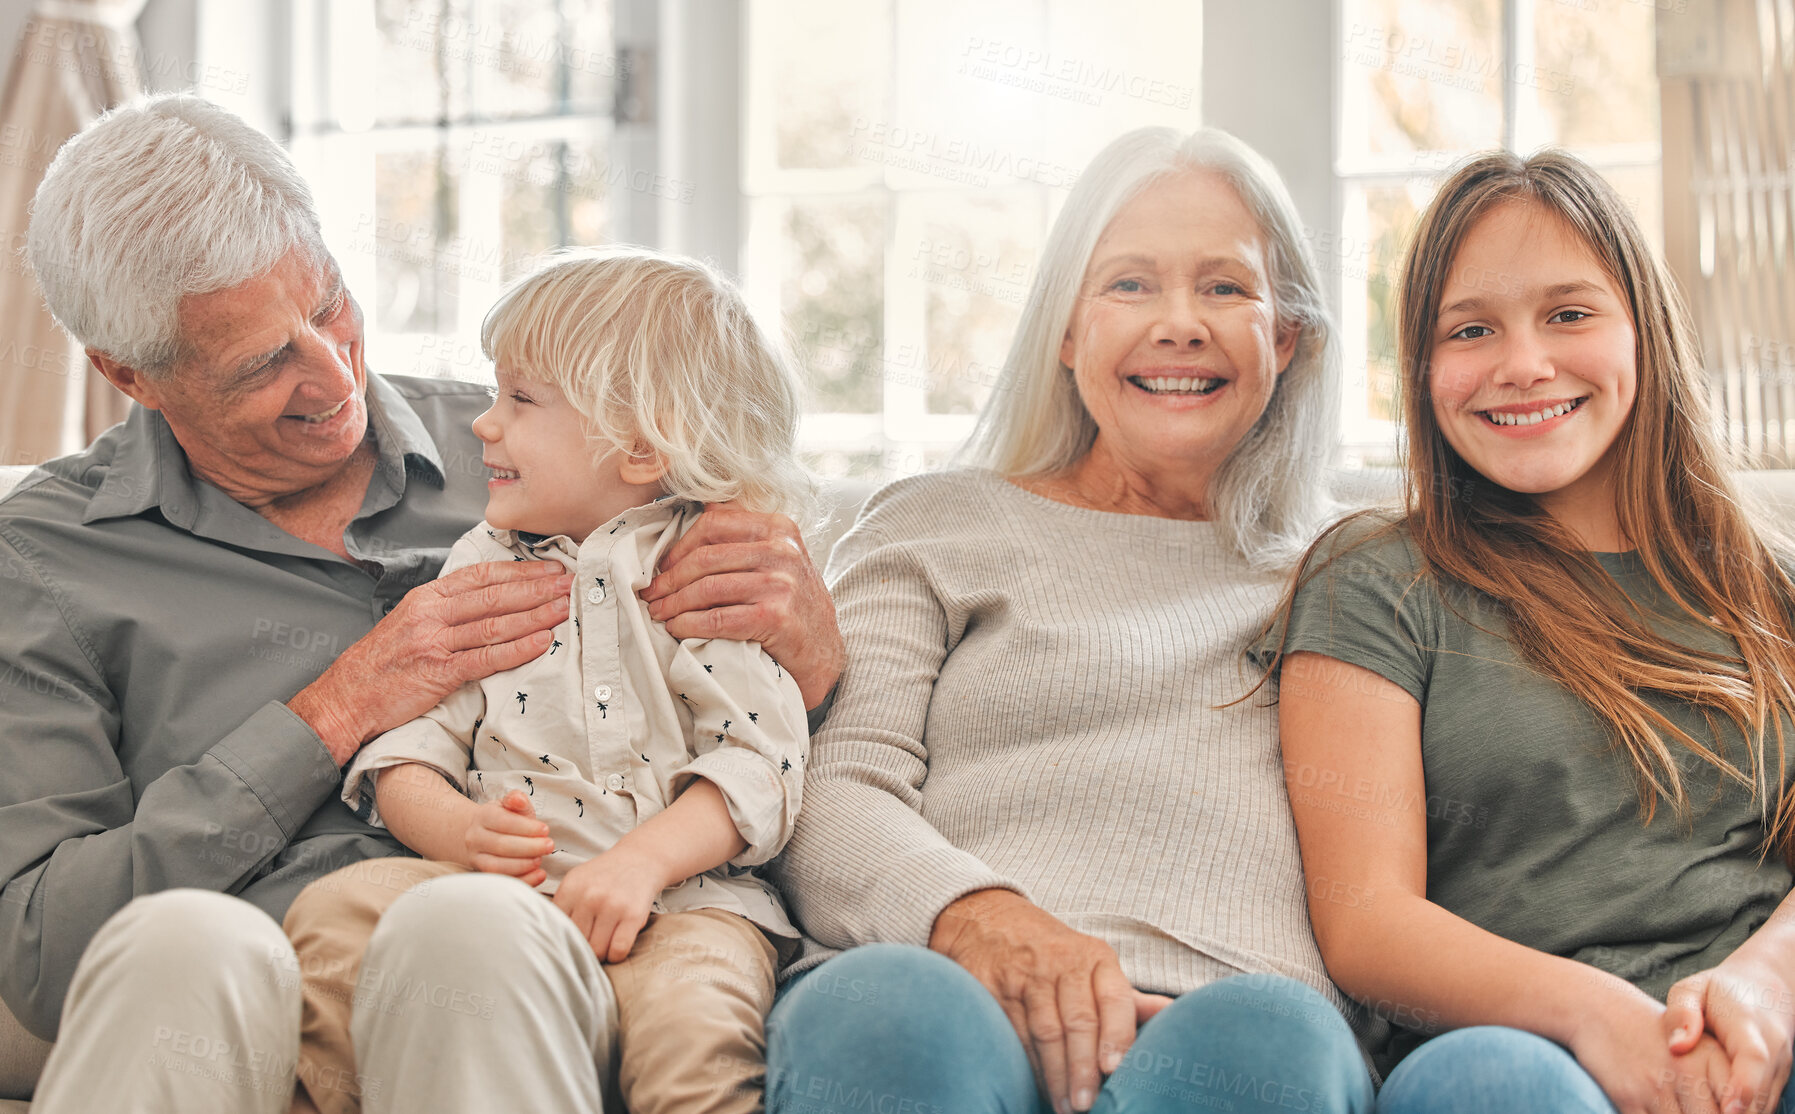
[641,504,845,711]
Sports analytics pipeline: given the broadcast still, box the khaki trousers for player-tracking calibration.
[284,858,782,1114]
[32,890,300,1114]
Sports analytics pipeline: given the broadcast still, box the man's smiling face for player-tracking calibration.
[124,245,371,505]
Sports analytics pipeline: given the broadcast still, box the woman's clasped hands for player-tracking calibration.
[1659,958,1795,1114]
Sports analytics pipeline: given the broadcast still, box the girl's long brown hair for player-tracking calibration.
[1378,149,1795,851]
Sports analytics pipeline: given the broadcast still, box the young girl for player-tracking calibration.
[1259,150,1795,1114]
[294,246,812,1114]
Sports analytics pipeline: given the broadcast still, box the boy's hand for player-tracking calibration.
[552,846,667,963]
[462,790,553,888]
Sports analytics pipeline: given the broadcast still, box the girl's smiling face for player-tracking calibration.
[1428,200,1639,545]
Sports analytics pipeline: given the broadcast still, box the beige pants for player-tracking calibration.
[32,890,300,1114]
[283,858,782,1114]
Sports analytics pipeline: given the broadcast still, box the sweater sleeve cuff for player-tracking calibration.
[865,847,1028,948]
[211,701,345,838]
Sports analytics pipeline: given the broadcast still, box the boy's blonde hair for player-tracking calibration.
[481,246,811,517]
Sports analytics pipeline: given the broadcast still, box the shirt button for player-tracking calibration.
[587,585,606,604]
[595,685,612,702]
[606,773,625,791]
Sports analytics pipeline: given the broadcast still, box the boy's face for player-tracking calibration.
[472,367,665,541]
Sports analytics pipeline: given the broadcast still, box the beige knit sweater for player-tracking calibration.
[772,468,1364,1033]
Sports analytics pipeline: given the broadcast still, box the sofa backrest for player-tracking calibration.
[11,464,1795,568]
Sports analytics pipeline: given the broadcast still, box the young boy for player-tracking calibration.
[292,247,812,1114]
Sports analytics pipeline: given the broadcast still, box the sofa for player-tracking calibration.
[6,460,1795,1108]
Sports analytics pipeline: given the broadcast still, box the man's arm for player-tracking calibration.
[0,539,569,1039]
[641,504,845,713]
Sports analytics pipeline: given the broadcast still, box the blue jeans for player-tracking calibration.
[765,943,1374,1114]
[1377,1026,1795,1114]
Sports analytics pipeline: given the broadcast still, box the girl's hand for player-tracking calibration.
[551,846,666,963]
[1663,961,1795,1114]
[1571,993,1730,1114]
[461,790,553,887]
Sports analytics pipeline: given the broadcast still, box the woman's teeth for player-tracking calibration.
[298,399,347,423]
[1133,376,1223,395]
[1483,397,1585,427]
[490,468,519,480]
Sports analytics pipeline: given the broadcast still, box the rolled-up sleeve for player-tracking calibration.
[0,538,343,1040]
[766,518,1023,951]
[666,638,808,866]
[340,684,484,826]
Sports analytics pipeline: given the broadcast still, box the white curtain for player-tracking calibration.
[0,0,147,467]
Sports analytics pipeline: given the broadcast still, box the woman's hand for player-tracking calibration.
[1663,959,1795,1114]
[641,504,845,709]
[1571,992,1733,1114]
[461,790,553,887]
[552,846,667,963]
[929,889,1164,1114]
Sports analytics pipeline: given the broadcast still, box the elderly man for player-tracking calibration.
[0,94,841,1113]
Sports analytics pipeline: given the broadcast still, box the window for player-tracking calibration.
[1334,0,1661,461]
[286,0,630,387]
[739,0,1204,481]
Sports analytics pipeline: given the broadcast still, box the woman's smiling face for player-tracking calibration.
[1059,169,1295,496]
[1428,200,1638,537]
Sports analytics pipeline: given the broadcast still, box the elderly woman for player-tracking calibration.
[763,127,1378,1114]
[1,94,839,1114]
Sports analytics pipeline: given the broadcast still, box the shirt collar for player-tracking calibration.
[81,373,444,525]
[366,372,446,487]
[489,494,690,554]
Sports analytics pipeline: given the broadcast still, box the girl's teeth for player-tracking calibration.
[1137,376,1223,394]
[1486,398,1582,426]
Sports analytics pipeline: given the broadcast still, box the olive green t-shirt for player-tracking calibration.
[1257,517,1794,1072]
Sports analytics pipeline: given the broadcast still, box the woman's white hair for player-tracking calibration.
[959,126,1339,569]
[482,246,813,519]
[27,93,326,375]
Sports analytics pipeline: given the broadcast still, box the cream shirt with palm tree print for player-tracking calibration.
[343,496,808,938]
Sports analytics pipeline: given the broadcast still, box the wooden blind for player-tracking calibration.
[1661,0,1795,466]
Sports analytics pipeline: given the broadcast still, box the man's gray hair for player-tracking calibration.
[27,93,326,376]
[960,126,1339,569]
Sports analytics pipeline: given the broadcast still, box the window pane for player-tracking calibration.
[785,197,887,413]
[1594,162,1663,251]
[1534,0,1658,149]
[371,148,462,334]
[1341,0,1505,158]
[1362,180,1436,422]
[375,0,473,124]
[374,0,614,125]
[472,0,615,117]
[761,0,892,170]
[498,134,612,270]
[904,190,1043,415]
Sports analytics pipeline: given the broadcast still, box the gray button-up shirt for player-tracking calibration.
[0,373,493,1040]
